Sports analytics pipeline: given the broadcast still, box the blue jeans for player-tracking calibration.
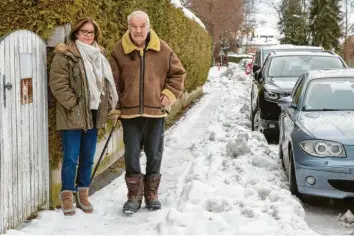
[61,129,98,191]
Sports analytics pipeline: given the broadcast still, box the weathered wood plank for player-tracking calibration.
[41,40,49,207]
[18,31,28,222]
[0,33,5,234]
[30,32,38,212]
[14,31,23,224]
[9,32,17,229]
[36,35,42,205]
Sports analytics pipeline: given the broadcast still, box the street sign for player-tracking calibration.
[219,50,225,56]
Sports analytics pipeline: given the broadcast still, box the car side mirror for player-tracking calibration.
[253,64,260,74]
[277,96,293,108]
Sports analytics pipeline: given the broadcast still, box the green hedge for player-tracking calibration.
[0,0,211,92]
[228,56,252,64]
[0,0,211,173]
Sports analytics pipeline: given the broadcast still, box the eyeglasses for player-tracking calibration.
[79,30,95,37]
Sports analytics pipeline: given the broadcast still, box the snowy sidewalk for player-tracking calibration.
[7,65,317,235]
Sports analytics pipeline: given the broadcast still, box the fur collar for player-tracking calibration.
[122,29,160,55]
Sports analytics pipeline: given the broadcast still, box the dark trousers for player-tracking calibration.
[121,117,164,175]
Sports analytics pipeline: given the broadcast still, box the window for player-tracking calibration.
[304,78,354,110]
[255,51,261,66]
[292,76,305,106]
[267,56,344,78]
[262,50,272,63]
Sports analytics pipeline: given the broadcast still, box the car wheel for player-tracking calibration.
[250,94,253,123]
[289,147,301,198]
[252,108,261,132]
[263,128,279,144]
[279,143,285,169]
[253,108,278,143]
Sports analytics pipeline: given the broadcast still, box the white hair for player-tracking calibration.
[127,11,150,26]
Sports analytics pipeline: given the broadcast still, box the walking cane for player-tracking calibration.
[90,116,121,184]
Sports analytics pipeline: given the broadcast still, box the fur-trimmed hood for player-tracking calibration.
[54,41,105,57]
[50,41,112,130]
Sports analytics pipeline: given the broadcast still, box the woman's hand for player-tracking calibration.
[108,109,121,120]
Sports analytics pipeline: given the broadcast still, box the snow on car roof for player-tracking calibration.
[308,68,354,78]
[259,44,323,50]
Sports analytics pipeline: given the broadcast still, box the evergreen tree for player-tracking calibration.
[309,0,342,50]
[278,0,307,44]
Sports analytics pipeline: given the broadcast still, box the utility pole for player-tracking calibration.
[212,38,228,66]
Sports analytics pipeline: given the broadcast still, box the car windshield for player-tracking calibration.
[304,78,354,111]
[267,56,344,78]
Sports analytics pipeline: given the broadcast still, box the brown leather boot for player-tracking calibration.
[76,187,93,213]
[144,174,161,210]
[60,191,76,216]
[123,174,144,214]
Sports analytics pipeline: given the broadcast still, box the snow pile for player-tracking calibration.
[157,64,316,235]
[6,63,317,235]
[339,210,354,224]
[170,0,206,29]
[339,209,354,230]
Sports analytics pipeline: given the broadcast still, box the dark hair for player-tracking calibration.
[68,17,102,43]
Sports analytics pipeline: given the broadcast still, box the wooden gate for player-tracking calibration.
[0,30,49,233]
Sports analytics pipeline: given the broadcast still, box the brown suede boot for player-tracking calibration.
[123,174,144,214]
[60,191,76,216]
[76,187,93,213]
[144,174,161,210]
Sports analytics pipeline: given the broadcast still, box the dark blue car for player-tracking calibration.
[277,69,354,199]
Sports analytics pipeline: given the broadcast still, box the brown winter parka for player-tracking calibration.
[109,29,186,118]
[49,42,112,130]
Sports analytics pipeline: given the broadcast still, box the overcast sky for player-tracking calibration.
[254,0,354,37]
[254,0,280,33]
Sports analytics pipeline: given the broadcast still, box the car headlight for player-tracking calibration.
[264,90,279,100]
[299,140,346,157]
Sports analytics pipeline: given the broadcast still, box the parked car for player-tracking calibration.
[252,44,324,74]
[245,57,254,75]
[277,69,354,199]
[239,58,253,71]
[250,51,347,141]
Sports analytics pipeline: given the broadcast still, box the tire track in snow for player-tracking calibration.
[156,90,225,234]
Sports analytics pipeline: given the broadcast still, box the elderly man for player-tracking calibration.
[110,10,186,214]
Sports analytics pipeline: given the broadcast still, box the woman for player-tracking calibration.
[50,17,119,216]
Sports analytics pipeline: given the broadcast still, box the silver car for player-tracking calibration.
[278,69,354,199]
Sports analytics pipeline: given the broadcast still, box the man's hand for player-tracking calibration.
[108,109,121,120]
[161,95,171,114]
[161,95,171,107]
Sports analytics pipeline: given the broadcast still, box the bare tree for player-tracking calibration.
[259,0,282,20]
[185,0,248,55]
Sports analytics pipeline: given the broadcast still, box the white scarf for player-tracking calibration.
[75,40,118,111]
